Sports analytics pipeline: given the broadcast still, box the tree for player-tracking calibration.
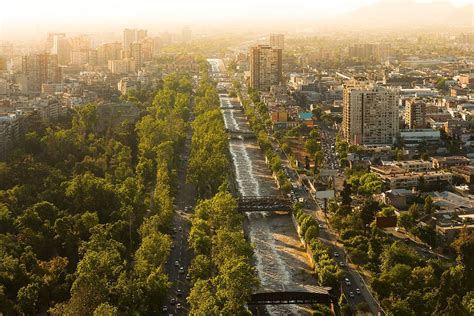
[93,303,118,316]
[381,241,420,273]
[17,282,40,315]
[340,181,352,207]
[188,279,219,315]
[424,195,434,214]
[304,225,319,243]
[397,212,415,232]
[189,255,213,281]
[305,138,320,156]
[360,198,379,228]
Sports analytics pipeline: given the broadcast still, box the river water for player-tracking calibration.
[208,59,316,315]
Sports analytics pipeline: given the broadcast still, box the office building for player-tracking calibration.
[342,78,399,145]
[270,34,285,50]
[249,45,282,91]
[21,53,62,94]
[405,98,426,129]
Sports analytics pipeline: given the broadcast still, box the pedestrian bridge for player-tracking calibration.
[248,288,339,315]
[225,128,256,140]
[237,196,292,212]
[249,289,332,305]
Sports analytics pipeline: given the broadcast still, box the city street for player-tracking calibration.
[266,123,383,315]
[163,126,197,315]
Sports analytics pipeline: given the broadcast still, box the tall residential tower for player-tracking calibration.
[342,77,399,145]
[249,45,282,91]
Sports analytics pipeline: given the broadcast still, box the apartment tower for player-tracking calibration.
[249,45,282,91]
[342,77,399,145]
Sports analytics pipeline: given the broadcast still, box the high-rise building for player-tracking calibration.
[21,53,62,94]
[123,29,136,55]
[130,42,143,72]
[270,34,285,50]
[342,78,399,145]
[70,35,91,51]
[405,98,426,129]
[123,28,148,57]
[97,42,122,65]
[46,33,65,52]
[51,34,71,65]
[249,45,282,91]
[136,29,148,42]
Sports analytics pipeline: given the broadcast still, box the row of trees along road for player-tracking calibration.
[186,63,259,315]
[0,72,193,314]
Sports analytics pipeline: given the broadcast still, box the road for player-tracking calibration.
[266,122,382,315]
[163,122,197,314]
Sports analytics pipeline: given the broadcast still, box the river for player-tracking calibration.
[208,59,317,315]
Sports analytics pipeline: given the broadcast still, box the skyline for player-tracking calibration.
[1,0,473,41]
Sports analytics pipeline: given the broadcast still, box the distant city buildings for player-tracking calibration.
[270,34,285,50]
[21,53,62,94]
[249,45,282,91]
[342,77,399,145]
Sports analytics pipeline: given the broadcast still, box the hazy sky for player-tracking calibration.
[0,0,473,40]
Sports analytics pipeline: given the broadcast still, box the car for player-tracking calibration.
[174,261,180,267]
[162,306,168,312]
[349,291,354,298]
[344,278,351,286]
[176,289,183,296]
[356,288,361,295]
[178,226,182,232]
[184,206,190,212]
[176,303,182,310]
[179,267,185,274]
[186,273,191,280]
[339,261,346,267]
[170,298,176,305]
[333,252,339,257]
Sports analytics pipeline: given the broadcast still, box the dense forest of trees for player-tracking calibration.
[0,72,193,314]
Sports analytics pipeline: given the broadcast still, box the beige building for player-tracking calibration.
[97,42,122,65]
[270,34,285,50]
[342,78,399,145]
[432,156,470,169]
[249,45,282,91]
[21,53,62,94]
[130,42,143,72]
[108,59,135,74]
[372,169,453,189]
[396,160,432,172]
[405,98,426,129]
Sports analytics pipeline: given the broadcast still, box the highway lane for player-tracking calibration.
[163,124,197,315]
